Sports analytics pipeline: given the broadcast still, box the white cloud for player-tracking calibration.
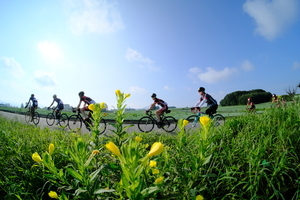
[188,67,201,74]
[292,61,300,69]
[243,0,299,40]
[125,48,153,64]
[164,85,173,90]
[34,70,57,87]
[37,41,63,60]
[197,67,238,84]
[68,0,124,35]
[129,86,147,94]
[241,59,254,71]
[0,57,25,78]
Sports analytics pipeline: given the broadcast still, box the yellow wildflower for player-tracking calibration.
[152,169,160,174]
[135,136,142,142]
[115,90,121,97]
[100,102,107,109]
[105,142,121,156]
[148,142,164,157]
[48,191,58,199]
[196,195,204,200]
[145,144,149,148]
[200,115,211,127]
[182,119,189,127]
[88,103,95,111]
[155,176,164,184]
[32,152,42,162]
[48,143,54,154]
[92,150,100,154]
[124,93,131,98]
[149,160,157,167]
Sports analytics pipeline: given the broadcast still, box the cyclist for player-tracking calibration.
[48,94,64,125]
[25,94,38,121]
[146,93,168,127]
[77,91,95,120]
[191,87,218,127]
[246,97,256,112]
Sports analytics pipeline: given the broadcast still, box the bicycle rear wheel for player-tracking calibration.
[138,116,155,132]
[58,114,68,127]
[25,111,31,123]
[32,112,40,125]
[46,113,55,126]
[213,114,225,127]
[68,115,82,131]
[185,115,199,129]
[97,118,107,134]
[162,116,177,132]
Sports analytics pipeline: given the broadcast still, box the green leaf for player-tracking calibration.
[141,186,160,196]
[66,168,83,182]
[94,189,116,194]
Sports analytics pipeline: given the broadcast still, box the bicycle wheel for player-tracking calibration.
[68,115,82,131]
[213,114,225,127]
[58,114,68,127]
[46,113,55,126]
[32,112,40,125]
[97,118,107,134]
[25,111,31,123]
[162,116,177,132]
[138,116,155,132]
[185,115,200,129]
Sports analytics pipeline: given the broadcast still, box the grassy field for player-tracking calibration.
[0,99,299,199]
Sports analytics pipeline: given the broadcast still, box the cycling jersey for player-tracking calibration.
[194,93,217,108]
[154,98,168,108]
[30,96,38,106]
[54,97,63,106]
[80,96,95,105]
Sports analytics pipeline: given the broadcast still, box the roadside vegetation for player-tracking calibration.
[0,91,299,199]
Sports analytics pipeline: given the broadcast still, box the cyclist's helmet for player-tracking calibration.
[151,93,157,98]
[272,94,276,97]
[198,87,205,92]
[248,98,252,101]
[53,94,57,98]
[78,91,84,96]
[31,94,34,97]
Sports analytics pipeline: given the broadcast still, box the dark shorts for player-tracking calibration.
[56,104,64,111]
[206,104,218,116]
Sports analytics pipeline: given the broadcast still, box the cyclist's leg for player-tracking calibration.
[206,104,218,118]
[156,109,164,123]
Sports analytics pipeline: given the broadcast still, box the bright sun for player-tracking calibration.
[37,41,63,60]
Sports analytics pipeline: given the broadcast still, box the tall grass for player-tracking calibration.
[0,102,299,199]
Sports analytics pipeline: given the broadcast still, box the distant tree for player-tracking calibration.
[285,85,297,98]
[21,103,24,108]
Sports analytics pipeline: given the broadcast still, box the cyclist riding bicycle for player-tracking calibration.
[25,94,38,120]
[48,94,64,125]
[246,97,256,112]
[190,87,218,127]
[77,91,96,120]
[146,93,168,127]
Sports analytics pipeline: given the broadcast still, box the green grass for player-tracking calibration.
[0,101,299,199]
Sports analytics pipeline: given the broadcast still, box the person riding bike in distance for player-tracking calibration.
[77,91,96,120]
[191,87,218,127]
[246,97,256,112]
[146,93,168,127]
[48,94,64,125]
[25,94,38,121]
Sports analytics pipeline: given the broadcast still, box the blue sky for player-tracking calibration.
[0,0,299,109]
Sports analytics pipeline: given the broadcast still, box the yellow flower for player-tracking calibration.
[149,160,157,167]
[103,113,108,116]
[182,119,189,127]
[196,195,204,200]
[92,150,100,154]
[88,103,95,111]
[144,144,149,148]
[148,142,164,157]
[124,93,131,98]
[48,143,54,154]
[32,152,42,162]
[135,136,142,142]
[100,102,107,109]
[200,115,211,127]
[115,90,121,97]
[152,169,160,174]
[105,142,121,156]
[155,176,164,184]
[48,191,58,199]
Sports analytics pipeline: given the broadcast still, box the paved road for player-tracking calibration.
[0,111,171,135]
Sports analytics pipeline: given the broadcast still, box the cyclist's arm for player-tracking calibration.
[194,99,206,108]
[77,100,82,109]
[48,100,55,109]
[147,102,156,111]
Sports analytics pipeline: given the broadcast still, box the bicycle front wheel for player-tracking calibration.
[32,112,40,125]
[58,114,68,127]
[186,115,199,129]
[97,118,107,134]
[138,116,155,132]
[213,114,225,127]
[25,111,31,123]
[162,116,177,132]
[46,113,55,126]
[68,115,82,131]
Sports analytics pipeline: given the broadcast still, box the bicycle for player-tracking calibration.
[185,107,225,129]
[68,107,107,134]
[24,104,40,125]
[137,110,177,133]
[46,107,68,127]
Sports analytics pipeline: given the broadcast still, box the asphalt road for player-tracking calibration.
[0,111,170,135]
